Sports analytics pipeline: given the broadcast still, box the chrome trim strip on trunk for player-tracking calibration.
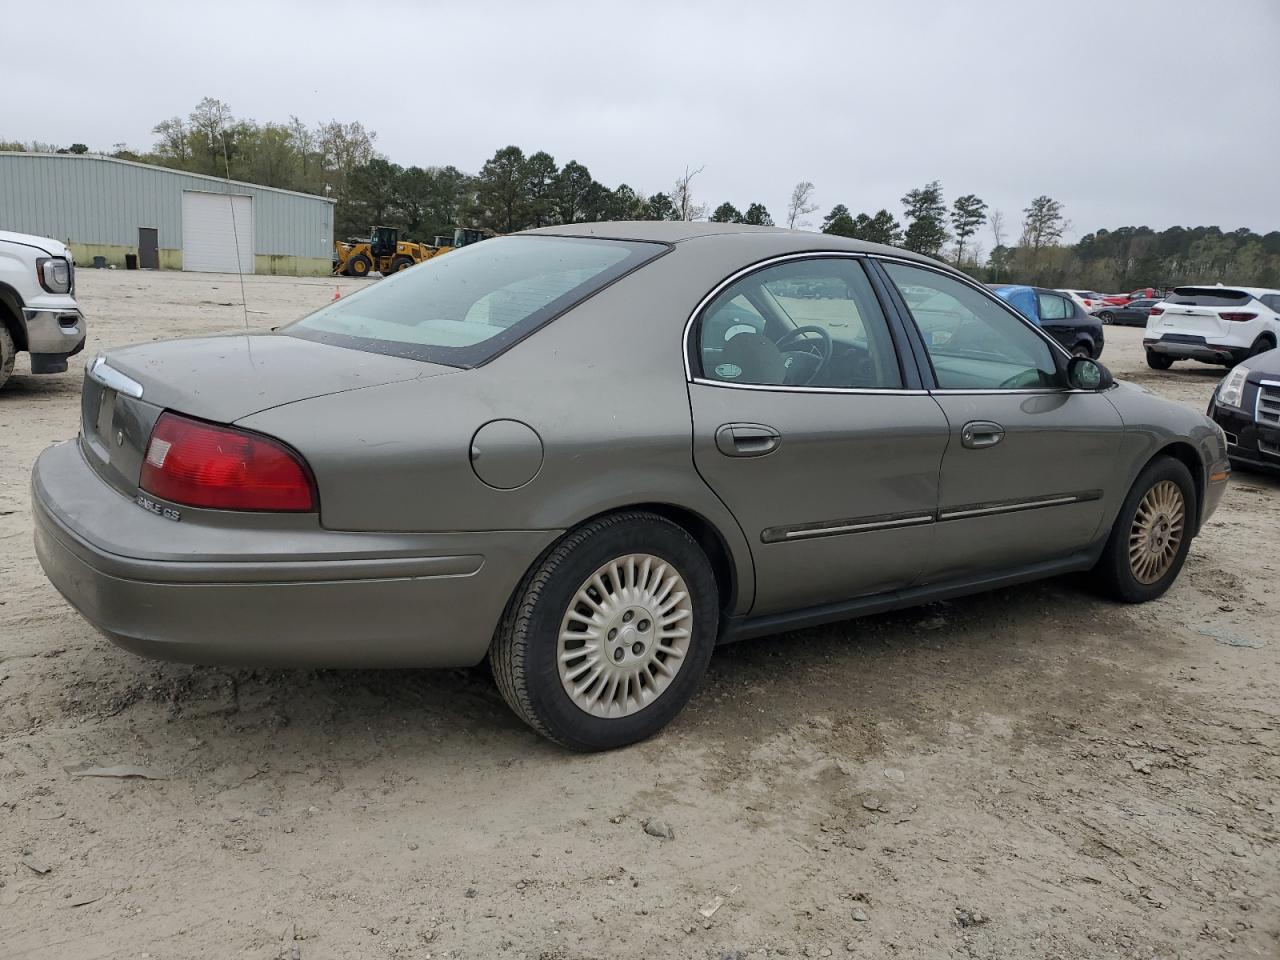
[87,356,144,399]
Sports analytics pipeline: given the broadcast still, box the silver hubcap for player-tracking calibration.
[1129,480,1185,584]
[558,554,693,718]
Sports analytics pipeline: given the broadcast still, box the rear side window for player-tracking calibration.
[1038,293,1071,320]
[288,236,665,366]
[696,257,903,389]
[1167,287,1254,307]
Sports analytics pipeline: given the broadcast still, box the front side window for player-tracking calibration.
[884,262,1059,390]
[696,258,902,389]
[288,236,665,366]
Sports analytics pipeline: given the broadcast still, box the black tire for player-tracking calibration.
[0,323,14,391]
[1092,455,1197,603]
[490,511,719,751]
[1072,342,1093,359]
[348,254,372,277]
[1099,311,1114,324]
[390,256,415,273]
[1248,337,1276,359]
[1145,351,1174,370]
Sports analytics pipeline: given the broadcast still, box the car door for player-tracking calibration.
[687,255,950,615]
[879,260,1124,583]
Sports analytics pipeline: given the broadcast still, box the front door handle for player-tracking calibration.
[961,420,1005,449]
[715,423,781,458]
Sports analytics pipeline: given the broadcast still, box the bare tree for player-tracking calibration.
[989,209,1006,250]
[671,165,707,221]
[988,209,1007,280]
[786,180,818,229]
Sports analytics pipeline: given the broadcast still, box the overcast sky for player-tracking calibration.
[6,0,1278,242]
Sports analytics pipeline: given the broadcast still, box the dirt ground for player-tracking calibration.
[2,270,1277,960]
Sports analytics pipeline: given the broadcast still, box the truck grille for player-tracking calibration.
[1258,383,1280,426]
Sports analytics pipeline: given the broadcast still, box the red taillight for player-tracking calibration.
[1148,307,1164,317]
[1219,311,1256,322]
[140,412,316,512]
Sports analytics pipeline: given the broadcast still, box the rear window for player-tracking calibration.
[287,235,666,366]
[1167,287,1254,307]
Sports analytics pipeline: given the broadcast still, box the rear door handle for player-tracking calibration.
[961,420,1005,449]
[715,423,781,458]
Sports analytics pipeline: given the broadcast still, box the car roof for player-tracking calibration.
[518,220,940,263]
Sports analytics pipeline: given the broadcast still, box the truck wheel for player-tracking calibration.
[490,511,719,751]
[1145,351,1173,370]
[1092,455,1197,603]
[390,256,415,273]
[0,323,15,390]
[348,254,372,277]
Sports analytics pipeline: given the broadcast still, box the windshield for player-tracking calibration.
[288,235,665,366]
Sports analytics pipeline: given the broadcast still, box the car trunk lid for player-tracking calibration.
[79,334,455,497]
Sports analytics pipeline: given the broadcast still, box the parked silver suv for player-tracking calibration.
[0,230,87,390]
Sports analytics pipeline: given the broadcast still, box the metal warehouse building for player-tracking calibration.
[0,152,334,276]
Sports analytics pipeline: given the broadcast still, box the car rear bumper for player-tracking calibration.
[31,439,558,667]
[1144,334,1247,365]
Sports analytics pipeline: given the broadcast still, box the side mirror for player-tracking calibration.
[1067,355,1114,391]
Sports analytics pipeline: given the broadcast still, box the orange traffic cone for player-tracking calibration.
[333,286,341,301]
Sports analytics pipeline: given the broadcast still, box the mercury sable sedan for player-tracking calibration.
[33,223,1230,750]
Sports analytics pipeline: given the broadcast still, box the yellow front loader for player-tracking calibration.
[333,226,442,277]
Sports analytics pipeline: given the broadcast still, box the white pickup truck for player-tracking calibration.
[0,230,88,390]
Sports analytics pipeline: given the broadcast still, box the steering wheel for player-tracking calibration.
[774,325,833,385]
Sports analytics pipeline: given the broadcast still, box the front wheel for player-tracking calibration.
[490,512,719,750]
[390,256,415,273]
[1098,311,1114,324]
[1092,456,1197,603]
[1146,351,1174,370]
[1072,343,1093,359]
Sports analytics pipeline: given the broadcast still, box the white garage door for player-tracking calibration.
[181,191,254,274]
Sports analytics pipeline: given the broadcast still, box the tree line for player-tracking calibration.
[4,96,1279,289]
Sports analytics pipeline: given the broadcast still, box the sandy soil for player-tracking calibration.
[2,270,1277,960]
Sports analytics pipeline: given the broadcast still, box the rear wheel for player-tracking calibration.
[1145,351,1174,370]
[1092,456,1196,603]
[348,254,372,277]
[0,323,15,390]
[1072,342,1093,359]
[1248,336,1276,359]
[490,511,719,751]
[390,256,415,273]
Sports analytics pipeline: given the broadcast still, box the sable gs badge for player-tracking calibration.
[135,495,181,522]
